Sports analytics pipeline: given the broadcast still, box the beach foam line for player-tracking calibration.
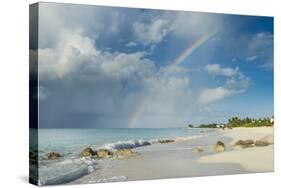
[99,134,207,151]
[100,139,158,150]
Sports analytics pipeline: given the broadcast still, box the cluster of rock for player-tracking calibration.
[234,135,273,149]
[43,138,178,161]
[79,147,133,159]
[159,139,175,144]
[42,147,134,161]
[234,139,254,149]
[192,135,273,154]
[44,152,62,160]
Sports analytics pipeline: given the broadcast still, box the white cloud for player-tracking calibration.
[36,3,257,128]
[125,41,137,47]
[199,87,231,105]
[38,29,99,79]
[205,64,238,77]
[133,18,172,45]
[246,56,258,61]
[200,64,250,105]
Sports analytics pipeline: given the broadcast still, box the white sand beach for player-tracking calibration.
[70,127,273,184]
[199,127,274,172]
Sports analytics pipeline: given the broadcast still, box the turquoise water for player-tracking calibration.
[30,128,204,185]
[36,128,202,155]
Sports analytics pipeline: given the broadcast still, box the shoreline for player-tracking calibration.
[69,128,247,184]
[39,127,273,185]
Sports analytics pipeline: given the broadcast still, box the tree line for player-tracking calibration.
[188,116,273,128]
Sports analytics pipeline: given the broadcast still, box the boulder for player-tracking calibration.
[255,140,271,147]
[29,151,38,164]
[80,147,97,158]
[234,139,254,148]
[113,149,133,158]
[192,147,204,153]
[45,152,62,160]
[97,149,113,158]
[260,135,273,144]
[213,141,225,153]
[159,139,175,144]
[29,151,38,160]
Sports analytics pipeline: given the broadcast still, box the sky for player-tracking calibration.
[33,3,274,128]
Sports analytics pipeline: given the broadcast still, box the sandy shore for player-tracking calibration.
[70,127,273,184]
[199,127,274,172]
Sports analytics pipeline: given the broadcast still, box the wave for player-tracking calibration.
[101,139,158,150]
[99,134,205,151]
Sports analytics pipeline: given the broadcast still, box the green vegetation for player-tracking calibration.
[198,123,220,128]
[188,124,194,128]
[228,117,272,128]
[197,117,273,128]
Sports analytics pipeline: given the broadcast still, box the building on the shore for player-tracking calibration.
[270,116,274,125]
[216,124,225,128]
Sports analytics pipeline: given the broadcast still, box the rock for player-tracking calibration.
[255,140,271,147]
[80,147,97,158]
[45,152,62,160]
[260,135,273,144]
[159,139,175,144]
[192,147,204,153]
[213,141,225,153]
[234,139,254,148]
[97,149,113,158]
[29,151,38,164]
[113,149,133,158]
[29,151,38,160]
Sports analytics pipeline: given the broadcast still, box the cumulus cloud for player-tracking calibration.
[199,64,250,105]
[133,18,172,45]
[37,24,193,127]
[205,64,239,77]
[35,3,260,128]
[199,87,231,104]
[38,29,99,79]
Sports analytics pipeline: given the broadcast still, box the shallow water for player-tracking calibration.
[30,128,209,185]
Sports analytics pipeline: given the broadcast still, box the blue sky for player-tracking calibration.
[35,3,273,128]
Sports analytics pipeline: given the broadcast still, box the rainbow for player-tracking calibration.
[168,30,218,67]
[127,31,217,128]
[127,104,143,128]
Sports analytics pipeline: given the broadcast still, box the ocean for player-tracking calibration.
[30,128,206,185]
